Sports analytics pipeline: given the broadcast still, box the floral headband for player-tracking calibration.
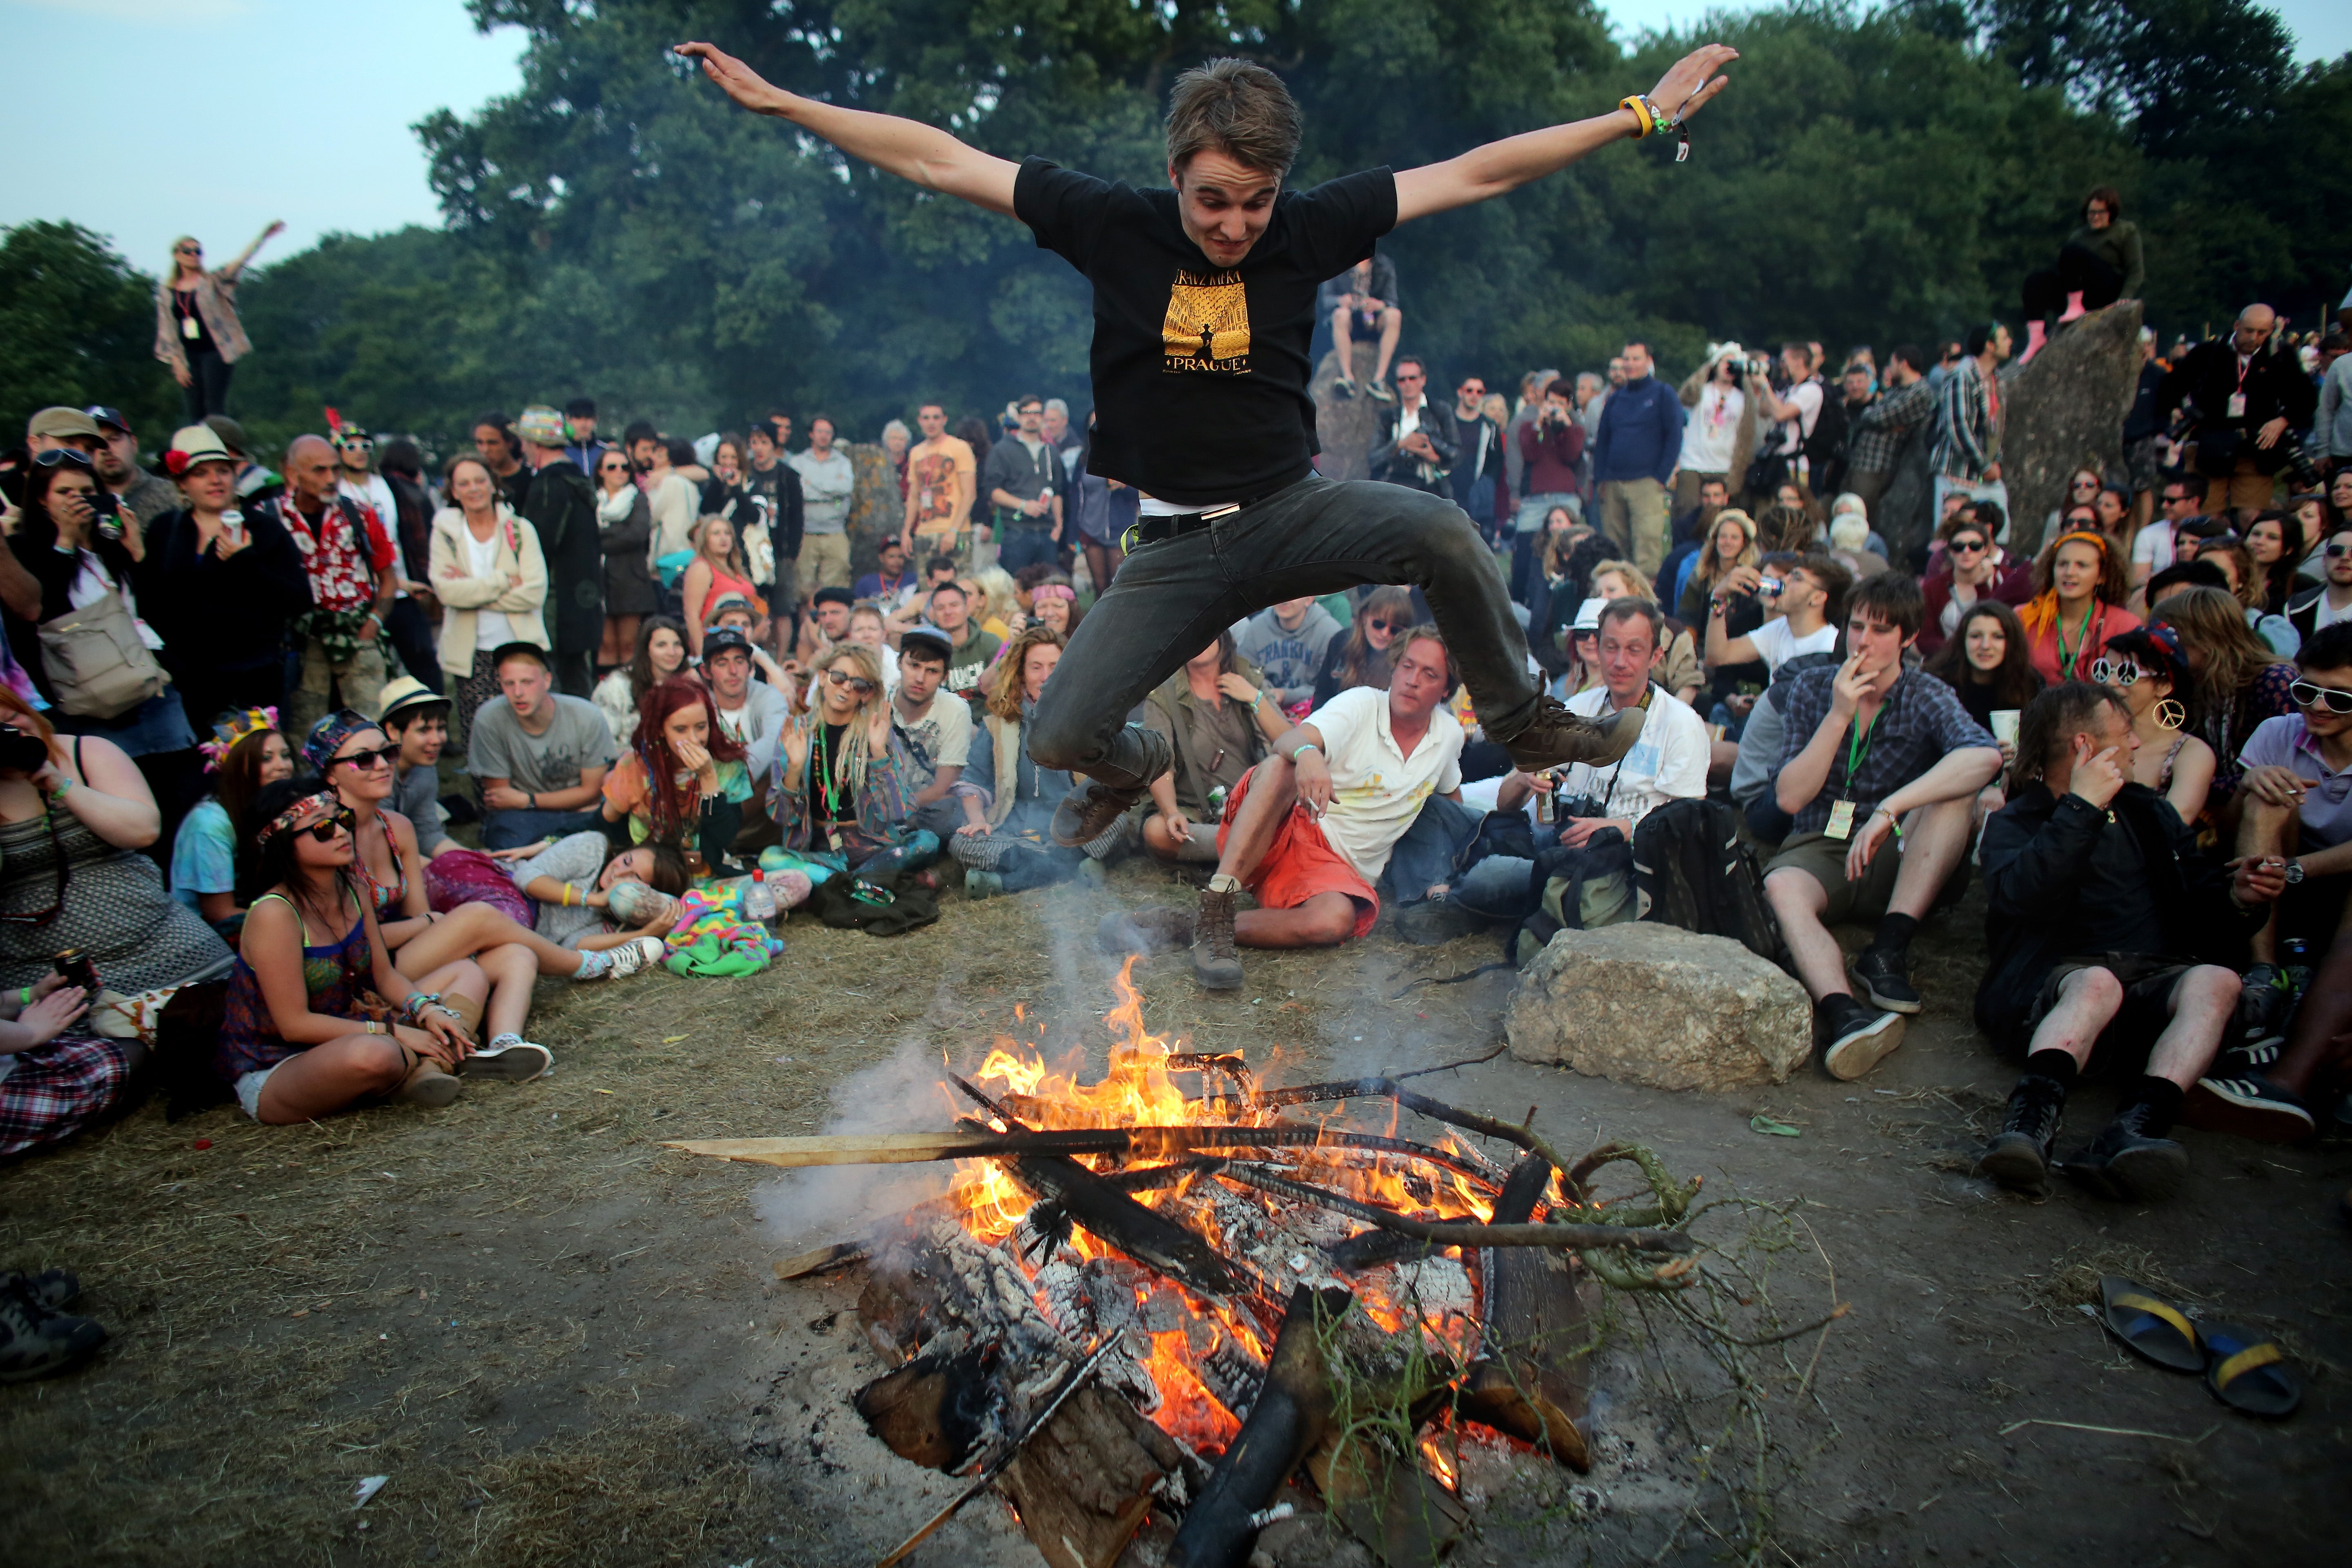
[1030,583,1076,604]
[303,708,379,774]
[199,706,277,774]
[254,790,342,847]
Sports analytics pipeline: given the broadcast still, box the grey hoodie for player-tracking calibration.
[1235,602,1343,707]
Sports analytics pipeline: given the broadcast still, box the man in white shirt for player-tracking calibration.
[1748,343,1824,488]
[2286,528,2352,639]
[2130,477,2202,594]
[1101,627,1466,990]
[890,630,973,838]
[1704,551,1850,676]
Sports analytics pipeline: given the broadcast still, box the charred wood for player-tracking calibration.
[854,1347,998,1470]
[1212,1163,1697,1256]
[1307,1431,1470,1568]
[1006,1155,1241,1300]
[1457,1154,1592,1471]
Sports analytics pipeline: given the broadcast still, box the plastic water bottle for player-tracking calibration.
[743,868,777,925]
[2281,937,2312,1006]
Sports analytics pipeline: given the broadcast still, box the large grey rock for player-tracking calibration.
[1505,923,1813,1090]
[1875,425,1937,572]
[1999,300,2144,559]
[1310,341,1381,482]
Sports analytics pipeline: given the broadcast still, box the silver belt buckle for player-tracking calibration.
[1200,504,1241,522]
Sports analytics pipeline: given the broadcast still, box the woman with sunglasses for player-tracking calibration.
[595,447,659,672]
[593,615,688,748]
[2089,626,2215,825]
[1310,586,1415,708]
[218,782,526,1124]
[2041,467,2104,544]
[777,644,927,871]
[601,675,753,871]
[0,687,232,1007]
[152,223,283,422]
[1919,509,2032,655]
[429,455,550,753]
[2018,530,2138,684]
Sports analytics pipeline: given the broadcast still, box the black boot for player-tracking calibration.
[2065,1099,2190,1203]
[1979,1074,2067,1195]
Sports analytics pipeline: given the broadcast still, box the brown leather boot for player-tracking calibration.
[1192,888,1243,991]
[1501,701,1645,774]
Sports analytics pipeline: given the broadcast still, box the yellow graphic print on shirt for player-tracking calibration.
[1161,269,1251,375]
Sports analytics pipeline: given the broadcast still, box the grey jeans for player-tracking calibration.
[1029,476,1543,788]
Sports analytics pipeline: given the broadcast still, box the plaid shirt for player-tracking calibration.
[1930,359,2001,481]
[1773,666,1997,837]
[1846,379,1935,476]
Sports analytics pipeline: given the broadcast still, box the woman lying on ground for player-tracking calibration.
[307,711,665,993]
[483,835,691,953]
[169,708,295,932]
[216,782,537,1124]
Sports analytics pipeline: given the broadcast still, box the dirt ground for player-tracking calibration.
[2,856,2346,1568]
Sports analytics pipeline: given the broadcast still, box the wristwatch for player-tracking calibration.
[2283,858,2305,886]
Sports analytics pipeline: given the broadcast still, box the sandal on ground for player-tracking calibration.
[2199,1322,2301,1417]
[2097,1276,2202,1372]
[460,1038,552,1083]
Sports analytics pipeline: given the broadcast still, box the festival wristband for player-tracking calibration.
[1619,94,1656,137]
[17,986,31,1007]
[1290,743,1322,762]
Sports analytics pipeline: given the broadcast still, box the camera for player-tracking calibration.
[52,950,98,995]
[91,487,123,542]
[0,725,47,774]
[1556,793,1610,821]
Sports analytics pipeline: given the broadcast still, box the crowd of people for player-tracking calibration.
[4,60,2351,1379]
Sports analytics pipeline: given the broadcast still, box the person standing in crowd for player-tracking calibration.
[629,424,700,581]
[1973,684,2279,1202]
[258,436,398,734]
[88,407,179,532]
[2017,530,2137,684]
[429,454,549,751]
[1747,343,1826,500]
[2161,305,2317,524]
[473,413,532,512]
[679,515,760,659]
[1589,341,1682,582]
[1370,358,1456,497]
[376,679,459,861]
[699,432,751,521]
[152,223,283,421]
[2317,329,2352,476]
[2121,328,2171,535]
[1319,253,1403,401]
[592,445,657,671]
[880,417,913,500]
[788,415,857,598]
[889,629,972,843]
[561,398,608,475]
[1065,410,1134,595]
[376,439,443,695]
[332,423,395,537]
[1930,323,2011,520]
[169,710,293,930]
[740,422,805,616]
[1505,368,1557,510]
[1515,376,1586,534]
[468,643,617,850]
[592,616,687,747]
[1310,585,1414,707]
[1137,631,1288,863]
[333,423,439,687]
[2018,186,2144,362]
[1675,347,1753,520]
[1842,345,1933,522]
[2093,625,2214,824]
[1236,595,1341,711]
[2285,525,2352,642]
[514,407,603,698]
[982,396,1066,575]
[1446,372,1501,539]
[1763,574,2002,1077]
[901,402,976,564]
[138,425,312,727]
[2151,584,2297,811]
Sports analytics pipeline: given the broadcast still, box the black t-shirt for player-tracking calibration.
[1014,157,1397,507]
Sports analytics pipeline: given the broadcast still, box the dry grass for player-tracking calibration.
[2012,1241,2202,1323]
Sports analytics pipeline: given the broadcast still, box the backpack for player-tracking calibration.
[1802,387,1849,484]
[1632,798,1783,962]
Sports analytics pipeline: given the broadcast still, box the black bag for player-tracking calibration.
[1802,390,1849,484]
[1632,798,1783,962]
[807,868,941,937]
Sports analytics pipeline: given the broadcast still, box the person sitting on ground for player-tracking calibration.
[2283,525,2352,644]
[949,628,1120,895]
[2091,626,2214,826]
[1587,559,1700,704]
[0,968,112,1160]
[967,568,1022,642]
[1139,632,1289,864]
[700,625,791,840]
[1025,580,1082,639]
[2203,535,2301,657]
[1920,599,2042,817]
[1704,549,1847,677]
[216,782,528,1124]
[468,643,617,850]
[1101,626,1468,988]
[802,603,901,709]
[889,630,973,842]
[602,675,753,872]
[1974,684,2287,1202]
[1919,508,2033,656]
[593,616,689,748]
[776,642,930,872]
[484,834,690,955]
[1237,595,1342,713]
[170,708,294,931]
[2150,585,2297,807]
[1676,506,1755,628]
[1763,573,2003,1079]
[921,580,1002,709]
[379,678,461,860]
[312,709,664,1000]
[2017,530,2138,684]
[2144,557,2230,611]
[1310,585,1413,708]
[1447,599,1710,929]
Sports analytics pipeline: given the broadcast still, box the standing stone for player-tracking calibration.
[1999,300,2144,559]
[1311,341,1382,483]
[842,440,898,581]
[1505,923,1813,1090]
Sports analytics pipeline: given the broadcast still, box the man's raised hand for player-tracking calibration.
[2067,738,2129,811]
[674,42,786,116]
[1649,45,1741,122]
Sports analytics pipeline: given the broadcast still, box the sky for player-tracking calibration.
[3,0,2346,274]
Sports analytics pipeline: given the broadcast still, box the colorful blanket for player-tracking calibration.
[662,888,786,978]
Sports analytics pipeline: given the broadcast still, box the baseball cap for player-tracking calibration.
[489,640,552,673]
[84,406,131,435]
[377,676,450,728]
[899,629,953,665]
[701,626,755,661]
[26,407,102,445]
[517,405,566,446]
[163,425,237,474]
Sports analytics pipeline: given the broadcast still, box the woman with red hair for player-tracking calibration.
[601,675,752,870]
[2017,530,2139,685]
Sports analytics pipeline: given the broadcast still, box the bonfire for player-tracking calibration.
[669,960,1713,1568]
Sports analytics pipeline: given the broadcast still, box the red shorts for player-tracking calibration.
[1216,765,1380,939]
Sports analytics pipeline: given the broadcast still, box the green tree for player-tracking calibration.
[0,221,179,450]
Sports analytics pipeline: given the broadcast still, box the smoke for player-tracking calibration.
[751,1038,967,1252]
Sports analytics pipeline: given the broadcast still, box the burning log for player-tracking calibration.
[1212,1163,1698,1257]
[1004,1154,1241,1301]
[999,1383,1190,1568]
[665,1124,1497,1185]
[1306,1432,1470,1567]
[1167,1284,1351,1568]
[854,1346,997,1470]
[1456,1155,1593,1471]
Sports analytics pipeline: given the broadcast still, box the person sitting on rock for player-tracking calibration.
[1974,682,2289,1201]
[1100,624,1466,989]
[1761,572,2002,1079]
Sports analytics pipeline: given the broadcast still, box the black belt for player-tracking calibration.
[1125,502,1243,550]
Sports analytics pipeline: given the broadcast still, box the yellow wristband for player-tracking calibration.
[1619,94,1654,137]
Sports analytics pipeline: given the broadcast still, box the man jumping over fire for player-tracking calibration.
[679,35,1740,987]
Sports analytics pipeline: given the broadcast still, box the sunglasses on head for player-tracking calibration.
[33,449,94,470]
[332,743,400,771]
[824,668,877,696]
[2290,680,2352,715]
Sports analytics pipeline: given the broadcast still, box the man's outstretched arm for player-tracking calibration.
[675,42,1019,216]
[1393,45,1737,225]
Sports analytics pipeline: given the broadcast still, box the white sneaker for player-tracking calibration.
[460,1039,552,1082]
[605,936,666,979]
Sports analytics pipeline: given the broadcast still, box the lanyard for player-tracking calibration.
[2054,601,2099,679]
[1841,707,1879,799]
